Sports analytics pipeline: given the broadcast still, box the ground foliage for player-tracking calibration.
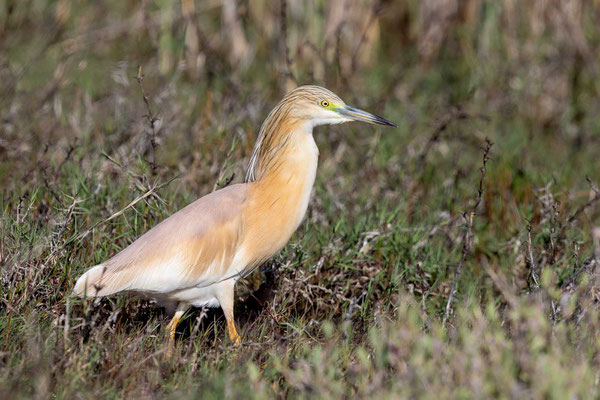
[1,0,600,398]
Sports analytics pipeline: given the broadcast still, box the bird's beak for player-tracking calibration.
[335,105,396,127]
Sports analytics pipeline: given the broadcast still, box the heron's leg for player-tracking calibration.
[215,281,241,345]
[226,314,242,345]
[166,303,188,355]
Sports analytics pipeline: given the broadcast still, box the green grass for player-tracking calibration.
[1,0,600,398]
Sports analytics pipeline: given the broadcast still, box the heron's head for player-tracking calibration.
[282,85,396,128]
[246,85,395,182]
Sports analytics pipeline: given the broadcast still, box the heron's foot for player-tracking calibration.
[227,319,242,345]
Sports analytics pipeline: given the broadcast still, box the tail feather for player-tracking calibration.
[73,264,128,298]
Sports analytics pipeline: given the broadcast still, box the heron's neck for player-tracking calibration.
[253,122,318,190]
[243,123,319,256]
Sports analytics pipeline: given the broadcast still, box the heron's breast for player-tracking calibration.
[241,131,319,263]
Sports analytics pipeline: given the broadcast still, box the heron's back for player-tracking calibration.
[73,183,248,297]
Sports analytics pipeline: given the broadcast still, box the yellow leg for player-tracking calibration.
[226,316,242,345]
[166,305,187,356]
[216,282,242,345]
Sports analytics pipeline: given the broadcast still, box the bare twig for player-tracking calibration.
[442,138,493,329]
[64,175,179,247]
[406,109,488,222]
[415,109,480,173]
[279,0,296,90]
[593,227,600,276]
[557,177,600,239]
[57,138,78,172]
[525,221,556,323]
[526,223,540,289]
[333,21,348,87]
[549,201,560,263]
[349,0,383,76]
[482,259,518,309]
[136,65,159,175]
[212,136,239,192]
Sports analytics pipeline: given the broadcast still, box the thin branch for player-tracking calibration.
[136,65,159,175]
[525,220,556,327]
[526,223,540,289]
[406,108,489,222]
[212,135,239,192]
[279,0,296,89]
[63,175,179,247]
[557,176,600,239]
[593,227,600,276]
[442,138,493,329]
[349,0,383,76]
[57,138,78,171]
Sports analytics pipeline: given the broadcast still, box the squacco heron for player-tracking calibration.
[74,85,395,349]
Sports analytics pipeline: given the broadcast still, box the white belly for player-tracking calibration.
[169,284,222,308]
[165,247,249,308]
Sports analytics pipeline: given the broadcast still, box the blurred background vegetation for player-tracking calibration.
[1,0,600,398]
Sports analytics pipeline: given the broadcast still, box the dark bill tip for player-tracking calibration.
[340,106,396,127]
[371,114,397,127]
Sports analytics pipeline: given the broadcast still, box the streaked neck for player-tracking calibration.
[252,122,318,185]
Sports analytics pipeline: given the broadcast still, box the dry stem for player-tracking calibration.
[136,65,159,175]
[442,138,493,329]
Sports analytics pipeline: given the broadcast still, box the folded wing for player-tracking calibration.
[74,183,248,298]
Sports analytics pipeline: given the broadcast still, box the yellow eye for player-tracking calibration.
[320,100,329,108]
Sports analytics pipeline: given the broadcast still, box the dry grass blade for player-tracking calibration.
[65,175,179,246]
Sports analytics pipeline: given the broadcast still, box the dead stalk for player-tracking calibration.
[136,65,159,175]
[442,138,492,330]
[527,224,540,289]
